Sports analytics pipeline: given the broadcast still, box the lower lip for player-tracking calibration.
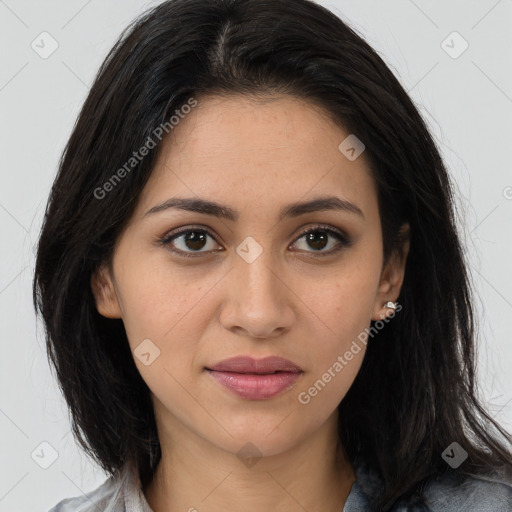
[206,370,302,400]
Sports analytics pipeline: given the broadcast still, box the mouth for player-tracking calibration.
[206,355,303,374]
[205,355,304,400]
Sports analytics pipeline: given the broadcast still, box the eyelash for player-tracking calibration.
[157,224,352,259]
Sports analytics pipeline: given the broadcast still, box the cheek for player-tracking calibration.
[114,257,218,392]
[291,254,379,406]
[294,295,369,418]
[116,253,211,344]
[301,253,380,345]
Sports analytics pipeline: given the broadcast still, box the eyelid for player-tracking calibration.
[159,224,221,245]
[158,223,351,258]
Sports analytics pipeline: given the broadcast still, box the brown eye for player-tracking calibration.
[159,224,352,259]
[290,225,352,256]
[159,227,221,258]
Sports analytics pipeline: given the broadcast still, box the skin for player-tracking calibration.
[91,94,410,512]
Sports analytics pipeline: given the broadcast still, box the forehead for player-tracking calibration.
[136,94,378,222]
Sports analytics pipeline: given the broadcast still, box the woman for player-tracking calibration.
[34,0,512,510]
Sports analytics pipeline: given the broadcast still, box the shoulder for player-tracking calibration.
[49,477,118,512]
[47,473,123,512]
[423,468,512,511]
[349,459,512,512]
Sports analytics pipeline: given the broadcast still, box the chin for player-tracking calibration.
[209,423,307,460]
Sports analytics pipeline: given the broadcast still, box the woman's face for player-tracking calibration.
[92,94,408,459]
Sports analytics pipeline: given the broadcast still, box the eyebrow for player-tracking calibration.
[144,195,365,222]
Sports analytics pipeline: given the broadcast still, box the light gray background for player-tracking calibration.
[1,1,511,510]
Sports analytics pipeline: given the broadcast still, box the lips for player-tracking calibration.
[206,356,303,400]
[207,355,303,374]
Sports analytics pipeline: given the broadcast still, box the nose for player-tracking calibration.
[219,250,294,339]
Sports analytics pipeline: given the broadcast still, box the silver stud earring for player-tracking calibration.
[384,301,396,309]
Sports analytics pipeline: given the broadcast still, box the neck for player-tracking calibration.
[144,411,355,512]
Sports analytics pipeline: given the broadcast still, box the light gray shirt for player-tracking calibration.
[48,460,512,511]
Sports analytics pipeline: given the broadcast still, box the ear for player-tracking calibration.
[371,223,410,321]
[90,263,122,319]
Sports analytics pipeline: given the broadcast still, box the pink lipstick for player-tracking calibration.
[206,355,303,400]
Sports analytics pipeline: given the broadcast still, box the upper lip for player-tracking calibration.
[206,356,303,374]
